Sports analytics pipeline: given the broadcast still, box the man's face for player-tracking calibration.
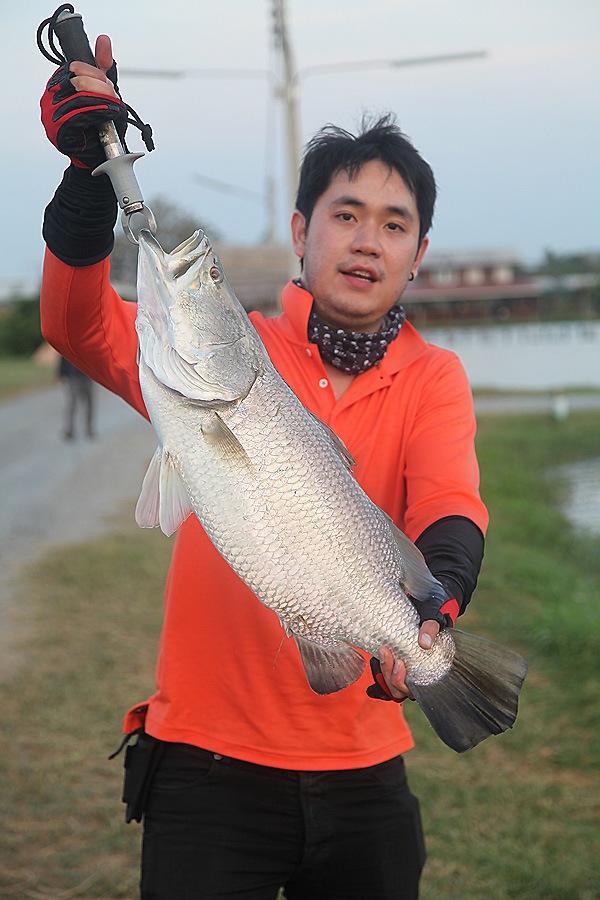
[291,159,428,332]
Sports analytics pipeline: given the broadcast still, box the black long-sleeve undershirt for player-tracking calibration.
[415,515,485,615]
[42,164,117,266]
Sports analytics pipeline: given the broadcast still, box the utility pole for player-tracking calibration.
[271,0,301,224]
[270,0,486,252]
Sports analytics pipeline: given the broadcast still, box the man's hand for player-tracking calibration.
[368,620,440,702]
[40,33,127,169]
[69,35,117,97]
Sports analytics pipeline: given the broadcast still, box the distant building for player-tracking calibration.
[111,242,291,317]
[403,248,539,322]
[103,245,599,323]
[215,243,290,316]
[404,248,598,324]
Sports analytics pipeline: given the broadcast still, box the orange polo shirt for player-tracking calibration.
[41,251,488,770]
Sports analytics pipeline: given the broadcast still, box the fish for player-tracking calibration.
[133,228,528,753]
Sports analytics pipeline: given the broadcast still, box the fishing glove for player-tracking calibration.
[366,590,458,703]
[408,588,460,631]
[40,61,128,170]
[367,516,484,703]
[366,657,408,703]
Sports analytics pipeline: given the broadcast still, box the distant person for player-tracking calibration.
[57,356,96,440]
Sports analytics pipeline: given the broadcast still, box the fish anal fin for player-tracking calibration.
[293,634,366,694]
[135,446,193,537]
[201,413,253,470]
[407,629,528,753]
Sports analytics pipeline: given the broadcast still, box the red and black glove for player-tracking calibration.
[366,657,407,703]
[40,61,128,170]
[408,592,460,631]
[366,592,459,703]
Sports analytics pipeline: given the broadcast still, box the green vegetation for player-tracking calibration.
[0,298,43,357]
[409,410,600,899]
[0,355,54,401]
[0,412,599,897]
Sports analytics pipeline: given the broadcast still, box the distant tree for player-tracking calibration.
[109,196,219,292]
[0,299,43,356]
[534,250,600,276]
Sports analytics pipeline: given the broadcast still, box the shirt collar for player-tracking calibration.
[279,280,315,342]
[277,280,428,374]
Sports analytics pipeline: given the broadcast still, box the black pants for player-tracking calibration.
[63,376,94,437]
[140,743,425,899]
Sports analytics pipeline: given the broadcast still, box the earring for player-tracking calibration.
[408,272,415,282]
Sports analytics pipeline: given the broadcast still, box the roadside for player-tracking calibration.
[1,383,599,677]
[0,383,156,676]
[474,390,600,416]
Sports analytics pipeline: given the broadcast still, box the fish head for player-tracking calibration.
[136,229,261,403]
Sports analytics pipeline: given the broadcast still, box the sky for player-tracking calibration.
[2,0,599,286]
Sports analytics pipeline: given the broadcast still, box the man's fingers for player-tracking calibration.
[418,619,440,650]
[375,622,441,703]
[377,647,413,700]
[67,36,116,97]
[68,60,117,98]
[69,75,117,97]
[94,34,114,72]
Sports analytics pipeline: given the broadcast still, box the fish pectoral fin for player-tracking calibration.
[388,519,447,603]
[201,414,253,470]
[293,634,366,694]
[135,446,193,537]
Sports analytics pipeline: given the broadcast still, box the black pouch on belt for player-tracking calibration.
[110,728,165,823]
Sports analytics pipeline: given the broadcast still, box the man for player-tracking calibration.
[57,355,96,440]
[40,34,487,900]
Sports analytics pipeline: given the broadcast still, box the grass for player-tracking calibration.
[0,355,55,402]
[0,410,599,897]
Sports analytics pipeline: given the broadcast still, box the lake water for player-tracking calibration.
[555,458,600,537]
[420,320,600,390]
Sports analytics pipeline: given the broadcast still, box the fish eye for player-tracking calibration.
[209,265,223,283]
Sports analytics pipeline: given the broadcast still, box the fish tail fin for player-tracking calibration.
[407,630,528,753]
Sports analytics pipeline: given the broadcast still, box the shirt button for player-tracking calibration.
[306,348,312,357]
[318,378,328,389]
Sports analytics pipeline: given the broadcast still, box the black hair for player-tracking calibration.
[295,113,437,246]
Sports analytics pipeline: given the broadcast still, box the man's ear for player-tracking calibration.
[412,236,429,278]
[291,210,307,260]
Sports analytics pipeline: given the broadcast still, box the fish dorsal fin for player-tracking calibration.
[292,634,366,694]
[307,411,356,471]
[135,447,193,537]
[387,518,448,602]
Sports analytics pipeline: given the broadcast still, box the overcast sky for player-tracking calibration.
[2,0,599,285]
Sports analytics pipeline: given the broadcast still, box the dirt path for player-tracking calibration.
[0,383,156,676]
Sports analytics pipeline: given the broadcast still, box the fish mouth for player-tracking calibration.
[170,230,212,279]
[138,229,214,284]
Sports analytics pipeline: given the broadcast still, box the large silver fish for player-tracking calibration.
[134,228,527,753]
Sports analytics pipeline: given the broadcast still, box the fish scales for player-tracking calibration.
[134,228,528,753]
[141,351,418,657]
